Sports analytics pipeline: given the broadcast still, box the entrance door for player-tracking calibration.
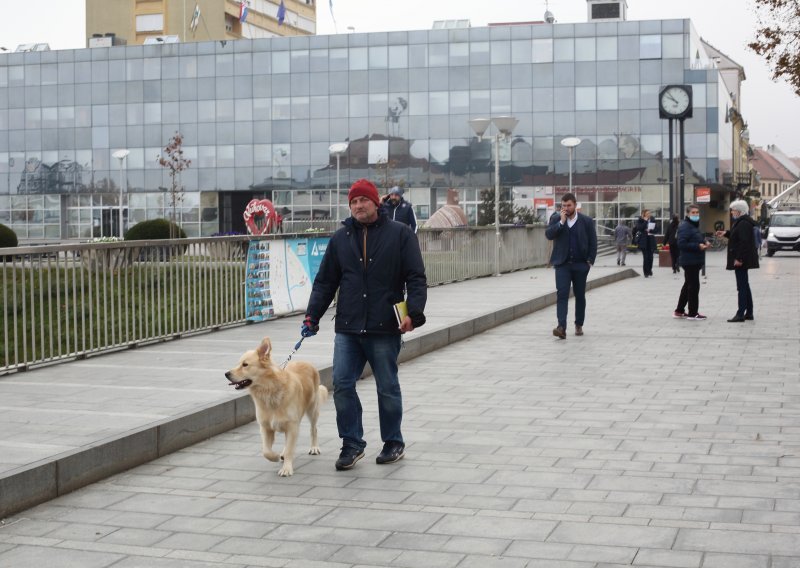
[100,207,126,238]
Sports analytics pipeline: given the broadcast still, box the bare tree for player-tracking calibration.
[749,0,800,97]
[157,132,191,239]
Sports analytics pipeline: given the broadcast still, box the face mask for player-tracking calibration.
[689,215,700,222]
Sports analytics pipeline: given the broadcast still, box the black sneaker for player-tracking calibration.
[335,447,365,471]
[376,441,405,465]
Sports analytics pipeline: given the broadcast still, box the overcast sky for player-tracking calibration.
[1,0,797,155]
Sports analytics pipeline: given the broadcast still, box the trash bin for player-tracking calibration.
[658,249,672,268]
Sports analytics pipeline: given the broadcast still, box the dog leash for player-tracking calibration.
[280,337,305,369]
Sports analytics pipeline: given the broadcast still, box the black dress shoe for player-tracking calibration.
[727,315,746,323]
[335,447,365,470]
[376,441,405,464]
[744,314,754,320]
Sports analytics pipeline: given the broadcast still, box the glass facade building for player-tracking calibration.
[0,18,734,240]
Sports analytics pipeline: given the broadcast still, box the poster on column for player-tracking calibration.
[245,237,330,322]
[244,240,275,322]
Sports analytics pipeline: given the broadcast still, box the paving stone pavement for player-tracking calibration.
[1,250,799,567]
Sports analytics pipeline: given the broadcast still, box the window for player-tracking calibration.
[135,14,163,32]
[640,35,661,60]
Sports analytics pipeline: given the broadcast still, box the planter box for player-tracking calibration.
[81,248,135,271]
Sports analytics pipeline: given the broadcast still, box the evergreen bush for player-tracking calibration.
[124,219,186,241]
[0,223,18,261]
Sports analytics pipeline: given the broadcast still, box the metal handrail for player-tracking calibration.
[1,226,549,374]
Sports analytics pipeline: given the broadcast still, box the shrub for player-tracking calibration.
[0,223,18,261]
[124,219,186,241]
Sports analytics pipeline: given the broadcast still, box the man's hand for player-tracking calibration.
[560,208,567,224]
[301,315,319,338]
[734,259,743,268]
[399,315,414,334]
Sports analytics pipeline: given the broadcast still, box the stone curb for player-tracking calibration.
[0,268,637,519]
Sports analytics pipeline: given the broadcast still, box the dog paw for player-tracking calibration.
[263,450,280,462]
[277,465,293,477]
[308,447,321,455]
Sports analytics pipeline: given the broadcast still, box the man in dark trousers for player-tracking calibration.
[545,193,597,339]
[382,186,417,233]
[302,178,427,471]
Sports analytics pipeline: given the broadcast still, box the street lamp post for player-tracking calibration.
[469,116,518,277]
[112,149,130,238]
[560,137,581,196]
[329,142,349,224]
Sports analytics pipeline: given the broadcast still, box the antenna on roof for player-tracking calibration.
[544,0,556,23]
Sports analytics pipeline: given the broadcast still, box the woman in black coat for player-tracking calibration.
[662,214,680,274]
[633,209,657,277]
[715,199,759,322]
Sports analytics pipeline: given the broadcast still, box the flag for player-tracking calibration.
[239,0,249,23]
[190,3,201,33]
[277,0,286,25]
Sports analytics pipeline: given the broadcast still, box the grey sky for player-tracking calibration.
[1,0,797,155]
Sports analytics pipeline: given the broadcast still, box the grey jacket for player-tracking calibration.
[614,224,632,245]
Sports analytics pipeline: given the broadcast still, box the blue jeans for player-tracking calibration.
[332,333,403,451]
[734,268,753,317]
[555,261,590,328]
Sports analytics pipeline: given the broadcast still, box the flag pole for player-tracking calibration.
[183,0,186,41]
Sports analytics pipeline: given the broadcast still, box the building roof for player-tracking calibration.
[751,147,799,183]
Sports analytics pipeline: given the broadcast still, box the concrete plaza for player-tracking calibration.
[1,249,799,567]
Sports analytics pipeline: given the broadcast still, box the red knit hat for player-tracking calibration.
[348,179,380,207]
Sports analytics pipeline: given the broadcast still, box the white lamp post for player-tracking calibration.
[560,137,581,195]
[112,149,130,238]
[329,142,349,224]
[469,115,518,277]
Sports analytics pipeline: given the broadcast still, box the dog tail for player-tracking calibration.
[318,384,329,404]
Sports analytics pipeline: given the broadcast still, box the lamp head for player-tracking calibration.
[468,118,491,140]
[492,116,518,137]
[560,137,581,149]
[329,142,349,155]
[112,149,130,160]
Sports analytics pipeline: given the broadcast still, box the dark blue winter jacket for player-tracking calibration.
[305,210,427,335]
[383,198,417,233]
[677,217,706,267]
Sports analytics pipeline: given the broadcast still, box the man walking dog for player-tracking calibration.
[302,178,427,471]
[545,192,597,339]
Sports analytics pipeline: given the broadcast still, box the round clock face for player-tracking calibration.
[660,87,690,116]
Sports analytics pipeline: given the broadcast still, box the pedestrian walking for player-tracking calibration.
[674,204,711,321]
[633,209,657,277]
[663,214,681,274]
[381,186,417,233]
[716,199,759,322]
[545,192,597,339]
[302,178,427,471]
[613,220,632,266]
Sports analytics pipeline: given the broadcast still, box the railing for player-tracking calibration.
[1,226,549,374]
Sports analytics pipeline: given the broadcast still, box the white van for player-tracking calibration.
[765,210,800,256]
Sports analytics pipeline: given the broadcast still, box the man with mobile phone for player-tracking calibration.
[545,193,597,339]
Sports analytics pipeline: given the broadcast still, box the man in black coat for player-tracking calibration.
[716,199,759,322]
[382,186,417,233]
[302,178,427,471]
[545,192,597,339]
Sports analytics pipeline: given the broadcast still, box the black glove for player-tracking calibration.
[301,315,319,338]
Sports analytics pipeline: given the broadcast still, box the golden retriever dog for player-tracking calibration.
[225,337,328,477]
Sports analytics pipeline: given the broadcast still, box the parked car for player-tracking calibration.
[765,210,800,256]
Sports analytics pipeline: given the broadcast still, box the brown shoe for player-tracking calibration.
[552,325,566,339]
[575,325,584,336]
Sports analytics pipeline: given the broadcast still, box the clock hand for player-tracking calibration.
[667,93,679,104]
